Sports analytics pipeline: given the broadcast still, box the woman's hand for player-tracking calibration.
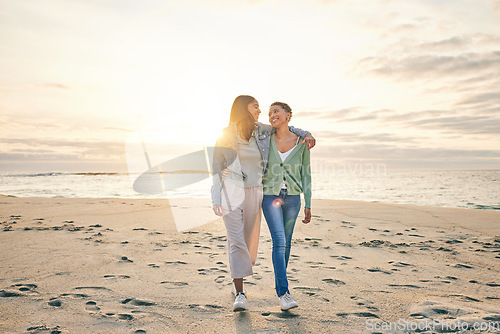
[301,134,316,150]
[302,207,311,224]
[213,204,223,217]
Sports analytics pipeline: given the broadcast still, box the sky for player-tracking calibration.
[1,0,499,173]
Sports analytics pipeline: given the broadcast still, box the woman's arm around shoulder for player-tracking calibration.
[289,126,316,150]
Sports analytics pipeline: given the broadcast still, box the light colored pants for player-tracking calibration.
[223,185,263,279]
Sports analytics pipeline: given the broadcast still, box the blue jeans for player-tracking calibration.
[262,189,301,297]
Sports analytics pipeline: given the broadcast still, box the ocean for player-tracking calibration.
[1,170,498,210]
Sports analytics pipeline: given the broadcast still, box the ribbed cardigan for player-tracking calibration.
[262,133,312,208]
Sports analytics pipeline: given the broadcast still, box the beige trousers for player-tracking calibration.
[222,185,263,279]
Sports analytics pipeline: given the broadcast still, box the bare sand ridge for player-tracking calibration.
[0,196,499,333]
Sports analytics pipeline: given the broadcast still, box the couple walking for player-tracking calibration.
[211,95,314,311]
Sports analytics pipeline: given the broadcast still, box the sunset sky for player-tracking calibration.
[1,0,499,173]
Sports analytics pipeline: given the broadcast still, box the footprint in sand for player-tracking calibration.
[121,298,155,306]
[85,301,100,312]
[104,275,131,279]
[27,325,62,334]
[341,221,355,228]
[449,294,481,302]
[214,276,225,283]
[337,312,379,318]
[160,281,188,288]
[356,301,379,311]
[75,286,111,291]
[388,284,422,289]
[293,287,323,295]
[322,278,346,285]
[0,290,23,297]
[389,261,413,268]
[367,268,392,275]
[189,304,224,312]
[12,283,38,293]
[194,244,212,249]
[60,293,89,298]
[48,298,62,307]
[165,260,188,265]
[117,314,133,320]
[154,242,168,248]
[445,239,463,244]
[197,267,228,275]
[306,261,325,268]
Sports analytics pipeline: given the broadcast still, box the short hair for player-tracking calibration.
[270,101,292,120]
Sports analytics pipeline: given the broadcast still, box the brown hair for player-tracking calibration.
[229,95,257,141]
[271,101,292,120]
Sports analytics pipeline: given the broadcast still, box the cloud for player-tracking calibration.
[294,107,385,123]
[0,138,125,158]
[352,31,500,84]
[410,115,500,135]
[295,107,360,119]
[296,107,444,124]
[293,103,500,145]
[313,130,419,143]
[102,127,133,132]
[0,152,80,161]
[357,51,500,80]
[0,137,118,148]
[11,148,55,153]
[415,36,471,51]
[314,143,500,161]
[458,92,500,106]
[34,83,70,89]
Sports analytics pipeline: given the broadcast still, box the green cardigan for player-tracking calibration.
[262,133,312,208]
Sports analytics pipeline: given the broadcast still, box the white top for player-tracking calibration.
[278,137,299,189]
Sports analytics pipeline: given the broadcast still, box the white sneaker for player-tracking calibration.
[232,282,246,296]
[233,292,248,311]
[279,292,298,311]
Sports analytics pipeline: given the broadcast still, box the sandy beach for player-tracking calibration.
[1,196,499,333]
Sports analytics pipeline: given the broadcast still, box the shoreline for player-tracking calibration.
[1,194,499,212]
[1,196,499,333]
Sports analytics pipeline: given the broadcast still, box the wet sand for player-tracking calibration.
[1,196,499,333]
